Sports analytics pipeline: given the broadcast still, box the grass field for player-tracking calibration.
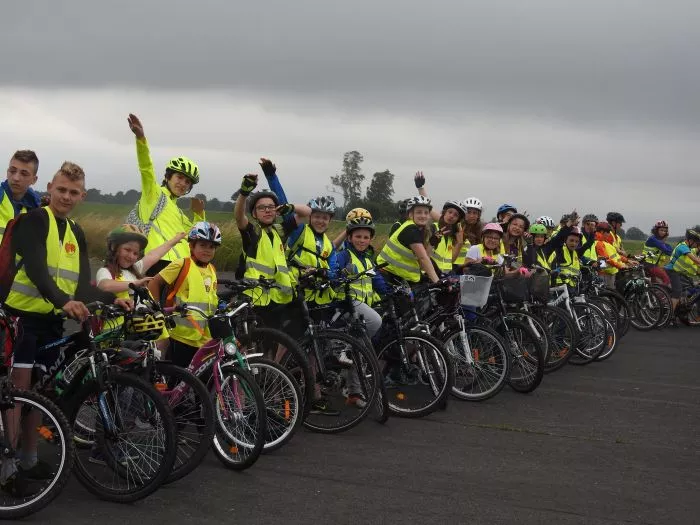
[74,202,645,271]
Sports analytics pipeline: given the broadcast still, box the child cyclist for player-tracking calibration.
[642,220,673,286]
[664,229,700,320]
[148,222,221,369]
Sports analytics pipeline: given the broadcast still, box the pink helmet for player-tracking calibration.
[482,223,504,236]
[568,226,583,237]
[654,220,668,229]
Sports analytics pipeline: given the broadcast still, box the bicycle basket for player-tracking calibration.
[528,270,550,303]
[208,315,233,340]
[459,274,493,308]
[500,276,528,303]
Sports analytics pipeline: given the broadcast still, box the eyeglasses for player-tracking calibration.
[255,205,276,212]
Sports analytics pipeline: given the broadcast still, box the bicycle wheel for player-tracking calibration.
[151,362,215,484]
[569,302,607,364]
[377,331,454,418]
[246,357,302,452]
[493,318,545,393]
[628,288,662,331]
[0,389,74,519]
[301,330,380,433]
[356,330,389,424]
[597,289,630,337]
[536,305,578,373]
[650,284,673,328]
[442,325,510,401]
[68,373,177,503]
[506,311,551,364]
[238,327,313,414]
[594,316,618,361]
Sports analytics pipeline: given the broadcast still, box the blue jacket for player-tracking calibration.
[334,246,389,295]
[0,180,42,215]
[644,235,673,255]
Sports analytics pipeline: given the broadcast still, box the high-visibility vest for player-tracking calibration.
[548,247,580,286]
[0,194,28,238]
[168,258,219,347]
[642,239,671,267]
[243,225,294,306]
[6,207,81,314]
[287,224,334,304]
[377,220,422,283]
[612,231,624,251]
[337,249,376,307]
[666,242,697,278]
[453,240,471,267]
[143,187,196,262]
[580,234,597,261]
[470,244,501,275]
[535,248,551,270]
[501,238,524,264]
[430,223,455,273]
[596,241,621,275]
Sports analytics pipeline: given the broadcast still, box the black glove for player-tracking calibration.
[276,203,295,216]
[414,173,425,189]
[259,159,277,178]
[240,174,257,196]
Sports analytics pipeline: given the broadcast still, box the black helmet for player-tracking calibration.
[686,229,700,243]
[606,212,625,223]
[247,189,279,215]
[582,214,599,223]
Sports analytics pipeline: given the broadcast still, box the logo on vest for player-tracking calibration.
[64,241,77,255]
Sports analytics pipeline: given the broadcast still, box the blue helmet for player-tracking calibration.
[497,204,518,217]
[188,221,222,246]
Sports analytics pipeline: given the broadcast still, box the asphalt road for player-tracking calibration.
[39,327,700,525]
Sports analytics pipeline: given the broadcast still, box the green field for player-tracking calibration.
[74,202,644,272]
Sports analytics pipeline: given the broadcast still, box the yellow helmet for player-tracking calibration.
[125,310,166,341]
[345,207,372,222]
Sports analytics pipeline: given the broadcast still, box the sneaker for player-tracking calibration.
[89,447,138,466]
[310,399,341,416]
[336,350,353,367]
[345,394,367,409]
[20,460,55,480]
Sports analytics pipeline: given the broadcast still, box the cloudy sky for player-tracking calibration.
[1,0,698,232]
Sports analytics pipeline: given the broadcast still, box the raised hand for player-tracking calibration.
[127,114,145,139]
[240,174,258,196]
[191,197,205,215]
[276,203,295,216]
[414,171,425,189]
[259,158,277,178]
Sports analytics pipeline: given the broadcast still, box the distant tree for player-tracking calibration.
[209,197,222,211]
[330,151,364,207]
[113,191,125,204]
[221,201,234,212]
[194,193,207,203]
[365,170,395,206]
[625,227,646,241]
[86,188,102,202]
[124,189,140,204]
[617,228,626,239]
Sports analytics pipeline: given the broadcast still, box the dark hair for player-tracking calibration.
[463,220,483,246]
[11,150,39,173]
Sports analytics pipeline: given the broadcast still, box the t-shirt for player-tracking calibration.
[665,243,692,270]
[159,258,216,295]
[466,245,504,265]
[396,224,424,248]
[95,260,145,286]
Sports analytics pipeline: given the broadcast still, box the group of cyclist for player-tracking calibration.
[1,113,699,492]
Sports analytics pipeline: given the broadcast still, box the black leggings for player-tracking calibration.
[170,339,199,369]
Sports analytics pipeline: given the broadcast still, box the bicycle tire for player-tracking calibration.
[377,330,454,417]
[536,305,578,373]
[506,311,551,364]
[152,362,215,485]
[68,373,177,503]
[597,289,630,337]
[441,325,510,401]
[627,288,662,331]
[246,357,302,452]
[492,318,545,393]
[211,365,266,470]
[595,315,618,361]
[0,389,75,519]
[569,301,607,365]
[650,284,673,328]
[301,330,380,433]
[239,327,314,415]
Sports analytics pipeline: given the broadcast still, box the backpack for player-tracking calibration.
[0,214,28,304]
[165,258,192,307]
[126,191,168,236]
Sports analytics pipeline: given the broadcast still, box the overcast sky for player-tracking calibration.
[2,0,698,232]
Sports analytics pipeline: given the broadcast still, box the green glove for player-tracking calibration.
[240,174,257,196]
[276,203,295,216]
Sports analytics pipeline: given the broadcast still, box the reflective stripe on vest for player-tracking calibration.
[548,247,580,285]
[612,232,623,251]
[6,207,81,314]
[536,248,550,270]
[376,220,422,282]
[668,242,697,278]
[642,239,671,267]
[145,187,194,262]
[337,250,375,306]
[243,225,294,306]
[454,240,471,267]
[0,195,28,238]
[431,227,455,273]
[288,225,334,304]
[169,258,219,347]
[597,241,621,274]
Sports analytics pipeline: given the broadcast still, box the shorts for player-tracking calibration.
[12,316,64,369]
[667,269,692,299]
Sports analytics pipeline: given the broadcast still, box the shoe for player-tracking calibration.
[20,460,54,481]
[89,447,138,466]
[345,394,367,409]
[336,350,353,367]
[310,399,341,416]
[0,470,28,497]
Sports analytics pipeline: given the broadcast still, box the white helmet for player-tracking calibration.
[462,197,483,212]
[536,215,555,228]
[307,196,337,215]
[442,200,466,219]
[405,195,432,211]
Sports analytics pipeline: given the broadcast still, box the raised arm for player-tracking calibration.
[128,114,160,205]
[141,232,188,273]
[414,171,441,222]
[410,242,440,283]
[259,158,289,205]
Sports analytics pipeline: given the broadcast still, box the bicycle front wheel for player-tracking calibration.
[0,389,75,519]
[492,318,545,393]
[570,302,607,364]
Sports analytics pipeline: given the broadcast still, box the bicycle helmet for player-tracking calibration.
[507,213,530,230]
[346,216,376,237]
[346,207,372,222]
[482,223,504,236]
[247,189,279,215]
[188,221,222,246]
[405,195,432,212]
[307,196,337,215]
[582,214,599,224]
[497,204,517,217]
[686,229,700,243]
[462,197,483,212]
[606,212,625,223]
[529,224,548,236]
[166,156,199,184]
[568,226,583,238]
[654,220,669,229]
[596,221,612,232]
[442,200,466,219]
[125,308,166,341]
[536,216,555,228]
[108,224,148,250]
